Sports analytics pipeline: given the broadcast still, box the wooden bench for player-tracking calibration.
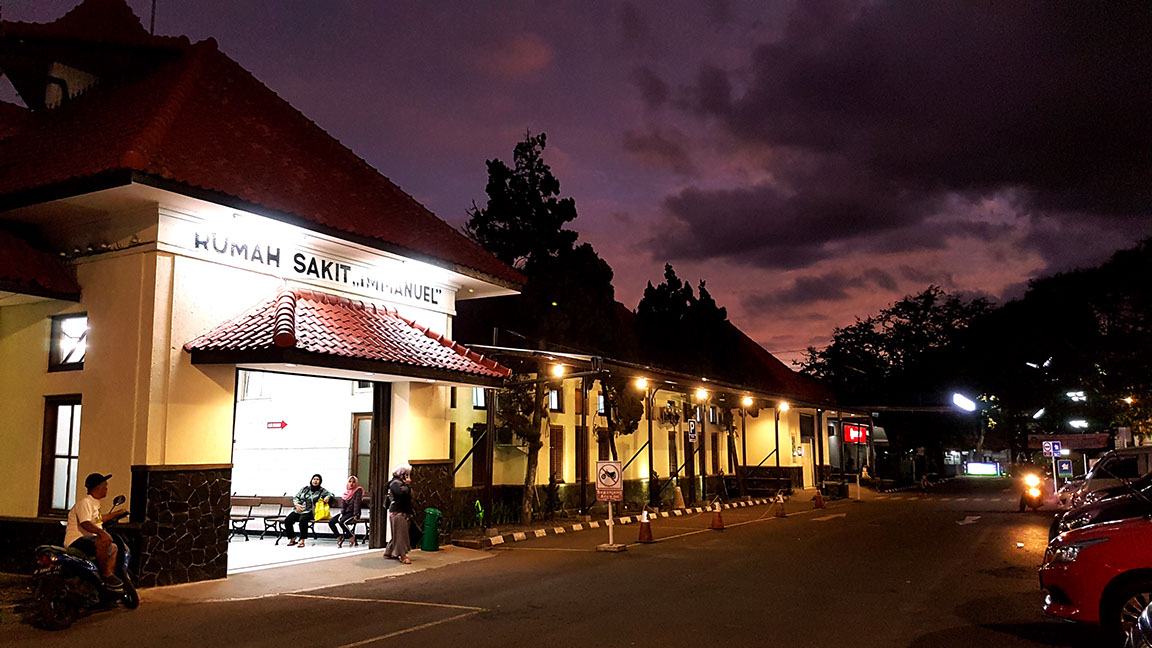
[229,495,261,541]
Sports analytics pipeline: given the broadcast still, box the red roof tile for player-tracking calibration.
[0,230,81,300]
[0,1,524,289]
[184,287,510,379]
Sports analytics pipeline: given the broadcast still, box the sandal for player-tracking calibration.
[297,541,306,548]
[399,556,411,564]
[337,536,345,548]
[286,538,297,546]
[383,553,395,560]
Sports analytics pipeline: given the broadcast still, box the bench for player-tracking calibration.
[229,496,262,541]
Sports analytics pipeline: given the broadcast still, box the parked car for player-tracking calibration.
[1066,449,1152,509]
[1041,516,1152,641]
[1058,478,1084,507]
[1050,473,1152,540]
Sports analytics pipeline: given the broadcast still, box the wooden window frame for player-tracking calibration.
[549,388,564,413]
[48,314,87,372]
[473,388,487,410]
[39,395,82,516]
[668,430,678,480]
[350,413,373,490]
[450,386,458,409]
[711,433,721,474]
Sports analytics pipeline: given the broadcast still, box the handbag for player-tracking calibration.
[314,498,331,521]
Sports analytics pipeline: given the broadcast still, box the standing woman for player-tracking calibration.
[329,476,363,547]
[383,466,413,564]
[283,474,332,548]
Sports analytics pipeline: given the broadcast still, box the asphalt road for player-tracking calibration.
[3,477,1103,647]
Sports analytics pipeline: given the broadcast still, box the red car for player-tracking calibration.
[1041,516,1152,641]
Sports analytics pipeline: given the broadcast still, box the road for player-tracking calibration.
[3,477,1101,647]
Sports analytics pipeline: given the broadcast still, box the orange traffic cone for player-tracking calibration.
[709,501,724,530]
[774,493,788,518]
[637,510,654,543]
[813,491,826,509]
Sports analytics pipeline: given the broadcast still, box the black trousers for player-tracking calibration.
[283,510,314,540]
[328,512,355,537]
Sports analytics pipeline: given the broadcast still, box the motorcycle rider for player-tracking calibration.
[64,473,128,588]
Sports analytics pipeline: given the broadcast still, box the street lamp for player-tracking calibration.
[551,364,566,378]
[775,401,789,467]
[952,393,976,412]
[635,377,656,507]
[738,396,753,497]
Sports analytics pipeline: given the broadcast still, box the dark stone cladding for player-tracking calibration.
[130,464,231,587]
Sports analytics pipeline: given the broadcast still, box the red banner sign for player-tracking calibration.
[844,423,869,443]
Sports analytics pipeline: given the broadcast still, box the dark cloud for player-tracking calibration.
[706,0,732,27]
[619,3,650,54]
[632,67,669,110]
[622,128,695,175]
[651,1,1152,274]
[743,269,897,313]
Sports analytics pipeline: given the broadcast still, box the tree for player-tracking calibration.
[596,374,644,460]
[493,372,550,524]
[465,131,578,271]
[463,132,625,522]
[636,264,730,376]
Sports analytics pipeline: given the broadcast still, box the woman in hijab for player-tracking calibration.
[283,473,332,548]
[328,475,364,547]
[383,466,413,564]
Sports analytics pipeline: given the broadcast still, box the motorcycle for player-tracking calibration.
[31,495,139,630]
[1019,473,1044,511]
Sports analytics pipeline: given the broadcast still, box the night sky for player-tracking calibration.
[7,1,1152,364]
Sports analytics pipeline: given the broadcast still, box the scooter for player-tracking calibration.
[31,495,139,630]
[1019,473,1044,511]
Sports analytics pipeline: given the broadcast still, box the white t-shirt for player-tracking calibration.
[64,495,103,547]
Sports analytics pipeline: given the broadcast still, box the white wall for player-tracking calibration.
[232,371,372,496]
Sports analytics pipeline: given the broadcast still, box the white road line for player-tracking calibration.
[339,612,480,647]
[286,594,484,611]
[956,497,968,502]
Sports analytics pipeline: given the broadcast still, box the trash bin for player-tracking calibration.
[421,508,442,552]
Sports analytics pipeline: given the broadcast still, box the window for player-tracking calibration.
[576,426,588,482]
[668,430,678,480]
[473,388,487,409]
[711,433,720,474]
[240,371,270,400]
[708,406,716,425]
[597,394,605,415]
[574,389,584,415]
[597,429,610,461]
[49,314,88,371]
[353,380,372,392]
[450,386,458,409]
[351,414,372,491]
[549,426,565,482]
[549,389,563,412]
[471,424,488,487]
[449,422,457,468]
[40,396,82,515]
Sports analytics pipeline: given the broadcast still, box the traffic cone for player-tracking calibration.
[636,510,654,543]
[813,491,825,509]
[774,493,788,518]
[709,501,724,530]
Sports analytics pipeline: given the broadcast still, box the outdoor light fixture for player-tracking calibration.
[1066,391,1087,402]
[778,401,790,412]
[1060,448,1071,456]
[696,388,708,400]
[551,364,566,378]
[635,378,648,390]
[1069,419,1088,429]
[1033,408,1045,419]
[742,396,753,407]
[952,393,977,412]
[1124,397,1135,405]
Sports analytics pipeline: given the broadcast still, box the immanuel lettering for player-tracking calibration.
[194,232,280,267]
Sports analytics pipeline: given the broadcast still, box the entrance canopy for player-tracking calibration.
[184,287,509,385]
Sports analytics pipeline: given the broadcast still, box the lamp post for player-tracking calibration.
[775,401,789,468]
[740,396,752,497]
[696,388,708,501]
[636,377,657,508]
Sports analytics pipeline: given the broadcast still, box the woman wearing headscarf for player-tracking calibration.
[328,475,364,547]
[283,473,332,548]
[383,466,413,564]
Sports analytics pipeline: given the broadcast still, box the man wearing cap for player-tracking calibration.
[64,473,128,588]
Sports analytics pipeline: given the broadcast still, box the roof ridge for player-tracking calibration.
[390,309,510,377]
[119,40,214,169]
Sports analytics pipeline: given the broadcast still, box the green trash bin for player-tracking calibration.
[421,508,442,552]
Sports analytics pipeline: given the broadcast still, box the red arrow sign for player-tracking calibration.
[266,421,287,429]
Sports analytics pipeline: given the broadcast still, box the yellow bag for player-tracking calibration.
[314,498,331,521]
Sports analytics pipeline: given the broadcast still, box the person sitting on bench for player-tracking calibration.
[284,474,331,548]
[329,475,363,547]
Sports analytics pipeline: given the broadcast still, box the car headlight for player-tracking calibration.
[1050,537,1110,563]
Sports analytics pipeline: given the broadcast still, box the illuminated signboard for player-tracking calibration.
[844,423,869,443]
[966,462,1000,476]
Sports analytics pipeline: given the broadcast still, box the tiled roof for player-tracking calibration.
[726,322,836,404]
[0,230,81,300]
[0,1,524,289]
[184,287,510,379]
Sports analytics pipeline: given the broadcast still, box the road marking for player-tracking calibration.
[339,612,480,647]
[956,516,981,526]
[956,497,968,502]
[875,496,888,500]
[505,547,596,552]
[812,513,847,522]
[286,594,484,611]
